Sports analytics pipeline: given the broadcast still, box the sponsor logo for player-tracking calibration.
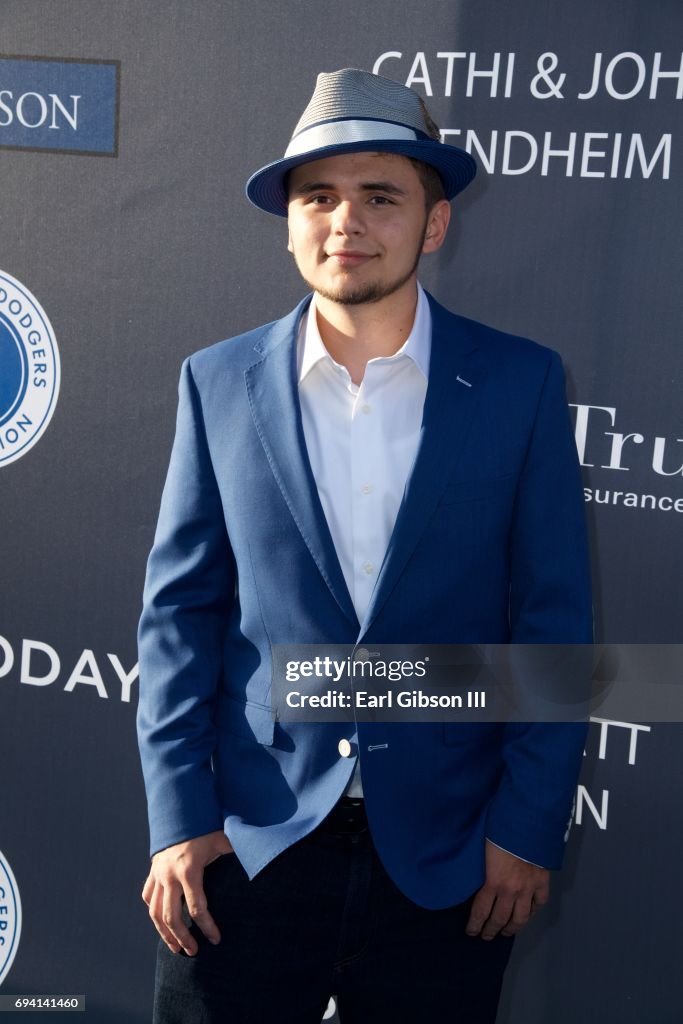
[0,271,60,467]
[0,634,138,703]
[571,403,683,513]
[0,850,22,987]
[0,54,119,156]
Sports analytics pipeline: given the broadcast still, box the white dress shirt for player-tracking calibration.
[297,283,431,797]
[298,283,430,623]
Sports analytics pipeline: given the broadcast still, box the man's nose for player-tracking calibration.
[331,200,364,235]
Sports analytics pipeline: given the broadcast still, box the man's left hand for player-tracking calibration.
[465,840,550,940]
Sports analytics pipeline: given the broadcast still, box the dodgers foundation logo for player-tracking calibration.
[0,850,22,986]
[0,270,60,467]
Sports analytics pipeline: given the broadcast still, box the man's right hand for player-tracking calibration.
[142,830,234,956]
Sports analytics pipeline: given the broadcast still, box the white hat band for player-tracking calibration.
[284,119,419,159]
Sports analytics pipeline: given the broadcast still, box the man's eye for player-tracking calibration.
[308,195,332,204]
[369,195,393,205]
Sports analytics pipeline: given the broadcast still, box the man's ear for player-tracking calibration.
[422,199,451,254]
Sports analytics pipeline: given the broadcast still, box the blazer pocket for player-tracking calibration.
[437,474,515,506]
[219,693,275,746]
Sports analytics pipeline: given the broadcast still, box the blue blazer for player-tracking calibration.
[137,291,592,910]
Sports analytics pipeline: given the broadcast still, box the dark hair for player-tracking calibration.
[407,158,446,210]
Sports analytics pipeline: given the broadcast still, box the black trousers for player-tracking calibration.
[153,799,514,1024]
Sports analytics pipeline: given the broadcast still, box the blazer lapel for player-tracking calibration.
[359,295,486,637]
[245,297,359,628]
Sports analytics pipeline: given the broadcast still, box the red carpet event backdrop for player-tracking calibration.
[0,1,681,1021]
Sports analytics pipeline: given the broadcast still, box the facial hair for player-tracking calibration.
[295,217,429,306]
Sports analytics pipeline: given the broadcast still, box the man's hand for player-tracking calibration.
[465,840,550,940]
[142,830,234,956]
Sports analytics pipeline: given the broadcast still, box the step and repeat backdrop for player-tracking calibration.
[1,1,681,1021]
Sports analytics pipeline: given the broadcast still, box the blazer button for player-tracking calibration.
[338,738,355,758]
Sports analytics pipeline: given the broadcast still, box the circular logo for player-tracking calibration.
[0,270,60,467]
[0,850,22,987]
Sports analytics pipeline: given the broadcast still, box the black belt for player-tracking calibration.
[317,796,368,835]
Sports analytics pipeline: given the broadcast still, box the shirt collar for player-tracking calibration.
[298,282,431,384]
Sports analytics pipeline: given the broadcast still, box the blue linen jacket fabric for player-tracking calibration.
[136,291,592,911]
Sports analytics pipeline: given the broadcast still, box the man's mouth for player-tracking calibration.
[325,251,376,267]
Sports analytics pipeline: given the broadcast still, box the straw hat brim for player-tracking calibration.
[246,138,477,217]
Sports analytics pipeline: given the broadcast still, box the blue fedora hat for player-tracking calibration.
[246,68,477,217]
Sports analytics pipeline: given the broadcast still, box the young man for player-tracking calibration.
[137,68,592,1023]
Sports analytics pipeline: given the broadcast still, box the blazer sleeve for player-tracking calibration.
[486,351,593,869]
[136,357,235,856]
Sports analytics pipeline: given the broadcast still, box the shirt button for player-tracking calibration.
[338,739,353,758]
[362,562,375,575]
[361,404,371,414]
[360,483,373,494]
